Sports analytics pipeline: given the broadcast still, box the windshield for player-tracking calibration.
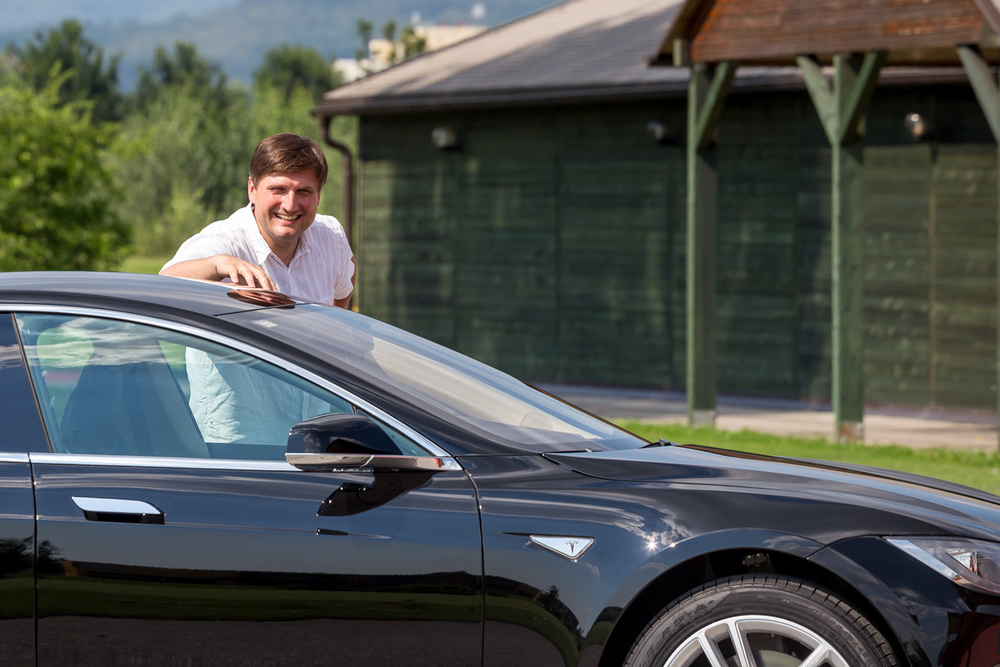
[222,304,646,453]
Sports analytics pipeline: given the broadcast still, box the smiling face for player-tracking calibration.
[248,170,321,263]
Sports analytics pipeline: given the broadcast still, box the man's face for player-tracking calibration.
[248,170,321,250]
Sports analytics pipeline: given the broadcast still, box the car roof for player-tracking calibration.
[0,271,302,319]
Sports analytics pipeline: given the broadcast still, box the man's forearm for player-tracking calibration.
[160,255,276,290]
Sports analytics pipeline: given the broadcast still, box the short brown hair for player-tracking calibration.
[249,133,328,188]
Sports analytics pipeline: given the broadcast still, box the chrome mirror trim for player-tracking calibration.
[286,453,462,472]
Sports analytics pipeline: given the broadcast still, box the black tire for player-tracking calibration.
[624,575,898,667]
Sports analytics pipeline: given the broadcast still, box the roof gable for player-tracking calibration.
[317,0,688,115]
[657,0,1000,66]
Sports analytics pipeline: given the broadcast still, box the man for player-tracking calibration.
[161,133,355,445]
[161,132,355,307]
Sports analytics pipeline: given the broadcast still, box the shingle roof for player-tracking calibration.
[317,0,692,115]
[314,0,971,118]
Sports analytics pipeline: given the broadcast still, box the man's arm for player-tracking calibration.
[160,255,277,291]
[333,256,358,309]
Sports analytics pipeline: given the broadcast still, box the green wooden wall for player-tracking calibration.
[357,85,997,410]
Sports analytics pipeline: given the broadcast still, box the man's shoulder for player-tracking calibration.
[200,206,256,236]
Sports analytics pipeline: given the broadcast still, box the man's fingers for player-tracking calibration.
[239,265,275,291]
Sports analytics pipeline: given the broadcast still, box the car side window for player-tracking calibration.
[0,313,50,453]
[14,313,373,461]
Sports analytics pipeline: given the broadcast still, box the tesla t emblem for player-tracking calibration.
[530,535,595,560]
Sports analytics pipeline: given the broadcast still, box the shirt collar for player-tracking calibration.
[244,203,314,266]
[243,204,279,265]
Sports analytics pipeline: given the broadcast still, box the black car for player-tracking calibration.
[2,272,1000,666]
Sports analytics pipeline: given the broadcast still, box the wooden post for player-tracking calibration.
[798,51,886,442]
[686,61,737,426]
[958,45,1000,449]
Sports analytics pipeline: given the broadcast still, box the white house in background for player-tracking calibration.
[334,23,487,83]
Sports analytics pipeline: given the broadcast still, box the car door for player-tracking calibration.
[0,313,47,665]
[15,310,483,665]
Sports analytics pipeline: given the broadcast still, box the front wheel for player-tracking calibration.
[624,575,898,667]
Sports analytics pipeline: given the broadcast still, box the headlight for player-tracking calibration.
[887,537,1000,594]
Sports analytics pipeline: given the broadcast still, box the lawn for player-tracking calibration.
[618,420,1000,495]
[120,256,171,275]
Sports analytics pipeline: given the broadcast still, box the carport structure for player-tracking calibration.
[654,0,1000,441]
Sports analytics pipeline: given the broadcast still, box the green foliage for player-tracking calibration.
[355,17,426,68]
[6,19,123,122]
[0,76,130,271]
[381,19,397,42]
[132,42,230,113]
[253,44,341,103]
[114,74,358,257]
[400,26,427,61]
[619,421,1000,495]
[355,19,374,61]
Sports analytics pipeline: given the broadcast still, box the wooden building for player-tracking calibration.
[316,0,999,413]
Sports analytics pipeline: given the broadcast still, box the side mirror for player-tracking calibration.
[285,413,458,472]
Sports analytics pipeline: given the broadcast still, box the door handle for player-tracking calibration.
[72,496,165,524]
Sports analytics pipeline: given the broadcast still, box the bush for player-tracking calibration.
[0,76,129,270]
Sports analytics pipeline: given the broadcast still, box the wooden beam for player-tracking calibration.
[798,51,886,442]
[958,46,1000,142]
[797,56,838,146]
[686,61,738,427]
[692,61,738,153]
[838,51,888,145]
[957,45,1000,450]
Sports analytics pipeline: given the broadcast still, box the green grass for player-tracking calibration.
[618,420,1000,495]
[119,255,171,275]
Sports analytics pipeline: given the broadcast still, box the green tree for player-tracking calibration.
[6,19,123,122]
[400,25,427,61]
[112,83,246,256]
[0,76,129,270]
[132,42,230,112]
[355,18,426,69]
[381,19,397,43]
[355,19,374,61]
[253,44,341,103]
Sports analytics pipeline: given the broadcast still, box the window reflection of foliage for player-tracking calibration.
[0,537,31,577]
[37,540,64,576]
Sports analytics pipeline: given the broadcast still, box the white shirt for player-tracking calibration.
[162,204,355,305]
[164,204,355,444]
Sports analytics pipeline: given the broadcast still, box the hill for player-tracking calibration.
[0,0,557,88]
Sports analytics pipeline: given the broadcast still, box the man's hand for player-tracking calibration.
[160,255,277,291]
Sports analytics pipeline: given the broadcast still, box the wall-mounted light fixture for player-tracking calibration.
[903,112,935,141]
[646,120,681,146]
[431,125,461,151]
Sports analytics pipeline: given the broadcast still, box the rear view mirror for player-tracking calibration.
[286,413,399,469]
[285,413,457,472]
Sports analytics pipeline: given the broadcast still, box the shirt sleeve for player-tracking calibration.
[333,233,356,300]
[160,231,241,273]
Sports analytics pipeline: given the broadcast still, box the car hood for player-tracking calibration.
[545,444,1000,541]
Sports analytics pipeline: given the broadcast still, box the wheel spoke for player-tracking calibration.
[695,628,733,667]
[799,645,849,667]
[665,615,854,667]
[727,618,758,667]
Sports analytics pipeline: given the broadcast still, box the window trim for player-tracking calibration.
[7,304,456,465]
